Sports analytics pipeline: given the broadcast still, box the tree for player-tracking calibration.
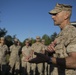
[12,34,17,40]
[5,35,13,47]
[0,28,7,37]
[31,38,35,44]
[50,32,57,41]
[42,34,51,45]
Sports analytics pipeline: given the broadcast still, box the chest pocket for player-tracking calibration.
[54,35,68,58]
[55,44,68,58]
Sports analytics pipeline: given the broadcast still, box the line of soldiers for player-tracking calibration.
[0,37,21,75]
[0,36,51,75]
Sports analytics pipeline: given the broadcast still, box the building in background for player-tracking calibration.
[71,21,76,27]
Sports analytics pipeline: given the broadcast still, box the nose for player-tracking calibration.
[52,15,55,19]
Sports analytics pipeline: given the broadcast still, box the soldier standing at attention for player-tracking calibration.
[29,3,76,75]
[21,39,33,75]
[41,39,50,75]
[31,36,45,75]
[0,37,8,75]
[9,38,21,75]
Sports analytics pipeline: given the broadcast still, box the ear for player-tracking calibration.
[64,12,70,20]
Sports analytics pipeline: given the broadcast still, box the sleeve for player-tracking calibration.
[22,47,24,52]
[66,27,76,53]
[66,35,76,53]
[21,47,26,56]
[5,45,8,52]
[31,44,34,51]
[67,44,76,53]
[9,46,12,52]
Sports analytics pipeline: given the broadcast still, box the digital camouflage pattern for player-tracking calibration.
[51,25,76,75]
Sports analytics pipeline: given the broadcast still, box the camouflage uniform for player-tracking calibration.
[31,42,45,75]
[41,39,48,75]
[9,44,21,75]
[51,25,76,75]
[44,46,50,75]
[43,45,48,75]
[0,44,8,75]
[21,46,32,75]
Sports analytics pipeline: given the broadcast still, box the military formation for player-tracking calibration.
[0,37,8,75]
[0,3,76,75]
[0,36,51,75]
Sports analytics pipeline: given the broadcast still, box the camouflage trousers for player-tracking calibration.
[21,61,31,75]
[31,63,43,75]
[9,61,20,75]
[0,64,8,75]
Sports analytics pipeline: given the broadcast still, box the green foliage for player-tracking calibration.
[5,35,13,47]
[31,38,35,44]
[42,34,51,45]
[50,32,57,41]
[0,28,7,37]
[0,28,58,46]
[42,32,57,45]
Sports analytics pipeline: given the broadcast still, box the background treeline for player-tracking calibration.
[0,27,57,47]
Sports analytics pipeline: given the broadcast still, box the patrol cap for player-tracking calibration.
[0,37,5,40]
[14,38,18,42]
[36,36,40,39]
[49,3,72,15]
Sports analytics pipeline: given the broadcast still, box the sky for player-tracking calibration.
[0,0,76,42]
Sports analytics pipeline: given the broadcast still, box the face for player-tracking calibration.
[25,42,29,46]
[36,38,40,42]
[17,41,20,45]
[51,11,66,25]
[14,41,18,45]
[42,41,45,45]
[0,39,5,44]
